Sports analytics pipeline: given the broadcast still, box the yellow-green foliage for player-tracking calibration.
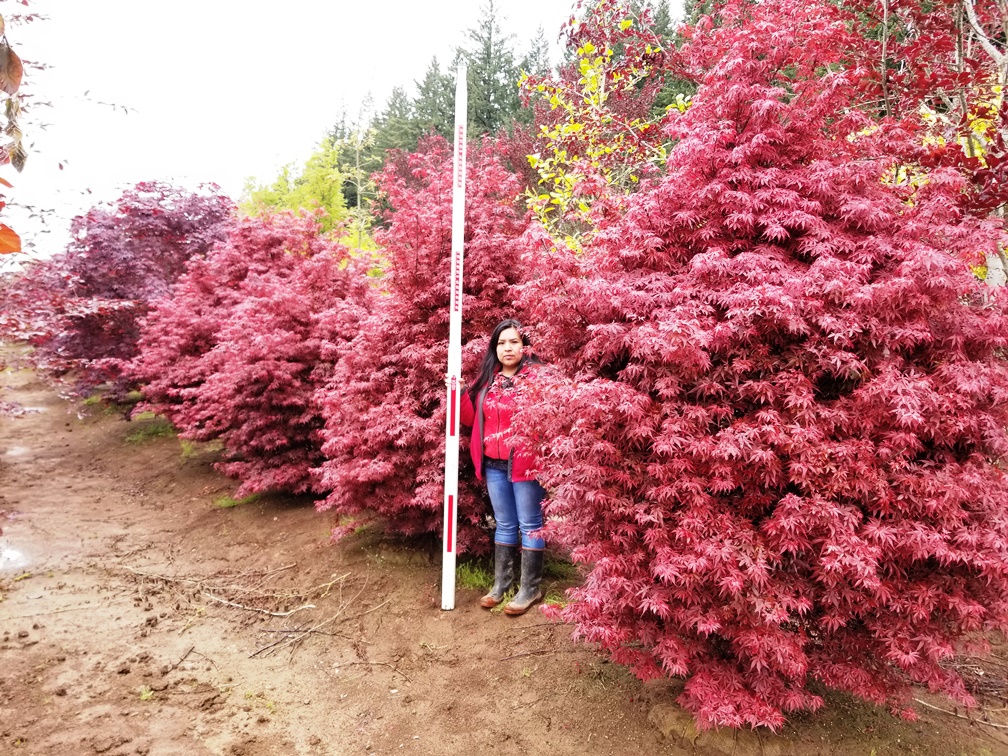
[338,210,380,253]
[242,139,350,232]
[521,1,678,252]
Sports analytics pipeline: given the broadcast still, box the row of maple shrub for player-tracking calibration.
[5,0,1008,733]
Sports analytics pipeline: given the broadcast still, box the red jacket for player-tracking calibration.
[459,366,537,482]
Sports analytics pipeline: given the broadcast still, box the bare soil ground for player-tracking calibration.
[2,359,1008,756]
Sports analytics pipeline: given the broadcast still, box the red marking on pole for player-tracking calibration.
[450,381,457,437]
[446,495,455,553]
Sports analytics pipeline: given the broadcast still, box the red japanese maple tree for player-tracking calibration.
[132,211,377,496]
[198,257,372,495]
[132,212,322,428]
[313,135,531,551]
[516,0,1008,730]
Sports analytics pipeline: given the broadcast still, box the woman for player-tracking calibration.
[460,318,546,616]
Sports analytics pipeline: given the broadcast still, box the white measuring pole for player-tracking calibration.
[441,63,468,611]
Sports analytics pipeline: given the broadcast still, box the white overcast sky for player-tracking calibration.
[1,0,683,258]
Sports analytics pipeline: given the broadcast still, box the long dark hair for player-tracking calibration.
[467,318,540,404]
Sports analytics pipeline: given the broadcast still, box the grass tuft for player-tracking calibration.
[490,586,518,614]
[456,560,494,591]
[544,585,569,608]
[213,493,260,509]
[180,438,224,459]
[544,555,578,581]
[125,416,175,444]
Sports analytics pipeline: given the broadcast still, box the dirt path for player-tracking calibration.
[2,361,1008,756]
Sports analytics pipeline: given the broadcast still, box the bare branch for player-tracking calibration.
[203,592,315,617]
[913,697,1008,730]
[964,0,1007,74]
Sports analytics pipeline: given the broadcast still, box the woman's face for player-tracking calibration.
[496,327,524,371]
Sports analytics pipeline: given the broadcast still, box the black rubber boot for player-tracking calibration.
[479,543,517,609]
[504,548,544,616]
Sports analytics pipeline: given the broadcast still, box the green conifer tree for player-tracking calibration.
[460,0,523,134]
[413,57,455,139]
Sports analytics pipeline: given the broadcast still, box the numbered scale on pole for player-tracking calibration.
[441,64,467,611]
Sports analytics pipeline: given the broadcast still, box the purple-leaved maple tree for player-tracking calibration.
[3,181,233,396]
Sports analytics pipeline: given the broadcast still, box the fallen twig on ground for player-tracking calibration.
[500,648,580,662]
[119,564,349,617]
[114,543,156,560]
[203,592,316,617]
[190,648,218,670]
[260,627,360,641]
[913,698,1008,730]
[250,563,297,588]
[248,626,301,658]
[249,574,381,659]
[345,598,391,620]
[338,660,412,683]
[5,601,130,619]
[170,645,195,672]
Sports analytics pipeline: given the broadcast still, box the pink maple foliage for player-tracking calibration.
[515,0,1008,731]
[134,210,376,496]
[313,135,531,551]
[131,212,318,426]
[185,249,374,497]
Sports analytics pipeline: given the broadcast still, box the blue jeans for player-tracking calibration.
[485,466,546,550]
